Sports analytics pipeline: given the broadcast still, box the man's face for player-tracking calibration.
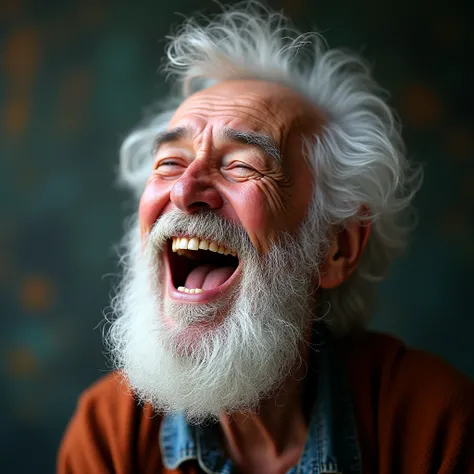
[108,80,327,421]
[139,79,321,323]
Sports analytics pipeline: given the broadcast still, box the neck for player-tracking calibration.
[218,342,314,474]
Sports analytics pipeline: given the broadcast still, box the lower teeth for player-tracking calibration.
[177,286,204,294]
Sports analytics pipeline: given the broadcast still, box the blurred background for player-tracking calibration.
[1,0,473,472]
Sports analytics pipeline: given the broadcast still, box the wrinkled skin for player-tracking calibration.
[139,79,324,253]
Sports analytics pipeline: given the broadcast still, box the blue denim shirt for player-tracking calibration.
[160,330,362,474]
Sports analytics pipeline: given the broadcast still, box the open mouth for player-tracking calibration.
[167,236,240,294]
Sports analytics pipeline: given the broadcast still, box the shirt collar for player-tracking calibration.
[160,412,197,469]
[160,412,233,474]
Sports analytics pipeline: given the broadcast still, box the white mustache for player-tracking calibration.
[146,209,255,259]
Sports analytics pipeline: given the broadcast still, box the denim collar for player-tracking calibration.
[159,329,361,474]
[161,413,233,474]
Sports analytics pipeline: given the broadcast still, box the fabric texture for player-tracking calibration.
[57,331,474,473]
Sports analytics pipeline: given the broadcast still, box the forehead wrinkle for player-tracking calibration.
[178,105,282,140]
[178,90,313,140]
[231,93,286,119]
[182,94,283,123]
[188,90,309,125]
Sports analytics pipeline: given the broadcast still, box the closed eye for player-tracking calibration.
[154,158,185,169]
[154,158,187,177]
[158,160,180,166]
[221,161,263,181]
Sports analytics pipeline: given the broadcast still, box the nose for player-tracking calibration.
[170,160,223,213]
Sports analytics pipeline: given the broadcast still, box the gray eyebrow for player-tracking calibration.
[152,127,191,153]
[221,127,281,164]
[152,125,281,164]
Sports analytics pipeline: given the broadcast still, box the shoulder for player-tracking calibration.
[68,371,151,443]
[339,330,473,404]
[58,372,163,474]
[74,371,139,421]
[338,331,474,473]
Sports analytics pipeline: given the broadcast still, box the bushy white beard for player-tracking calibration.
[105,209,327,424]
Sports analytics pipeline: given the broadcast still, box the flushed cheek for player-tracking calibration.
[226,186,279,252]
[138,178,172,235]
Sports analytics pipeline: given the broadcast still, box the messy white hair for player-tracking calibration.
[118,1,422,336]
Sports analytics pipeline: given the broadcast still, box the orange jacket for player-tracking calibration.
[58,331,474,473]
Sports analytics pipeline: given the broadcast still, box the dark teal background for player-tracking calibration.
[1,0,473,472]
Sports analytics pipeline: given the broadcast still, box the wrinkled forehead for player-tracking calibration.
[169,79,324,143]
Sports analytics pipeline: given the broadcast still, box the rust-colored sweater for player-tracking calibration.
[58,332,474,473]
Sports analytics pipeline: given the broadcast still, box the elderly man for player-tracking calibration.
[58,3,473,474]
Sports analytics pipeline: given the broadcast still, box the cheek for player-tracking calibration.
[225,185,277,245]
[138,178,172,234]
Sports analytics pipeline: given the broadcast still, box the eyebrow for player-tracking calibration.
[221,127,281,164]
[152,127,190,153]
[153,126,281,164]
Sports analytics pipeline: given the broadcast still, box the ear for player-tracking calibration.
[319,209,371,289]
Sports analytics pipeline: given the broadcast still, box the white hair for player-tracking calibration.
[117,1,423,336]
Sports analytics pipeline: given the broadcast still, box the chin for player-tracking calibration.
[161,318,223,358]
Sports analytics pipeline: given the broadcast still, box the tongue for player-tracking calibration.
[185,264,235,290]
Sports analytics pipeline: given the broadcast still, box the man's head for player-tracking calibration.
[106,2,422,421]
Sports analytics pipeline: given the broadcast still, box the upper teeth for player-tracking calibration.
[172,237,236,256]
